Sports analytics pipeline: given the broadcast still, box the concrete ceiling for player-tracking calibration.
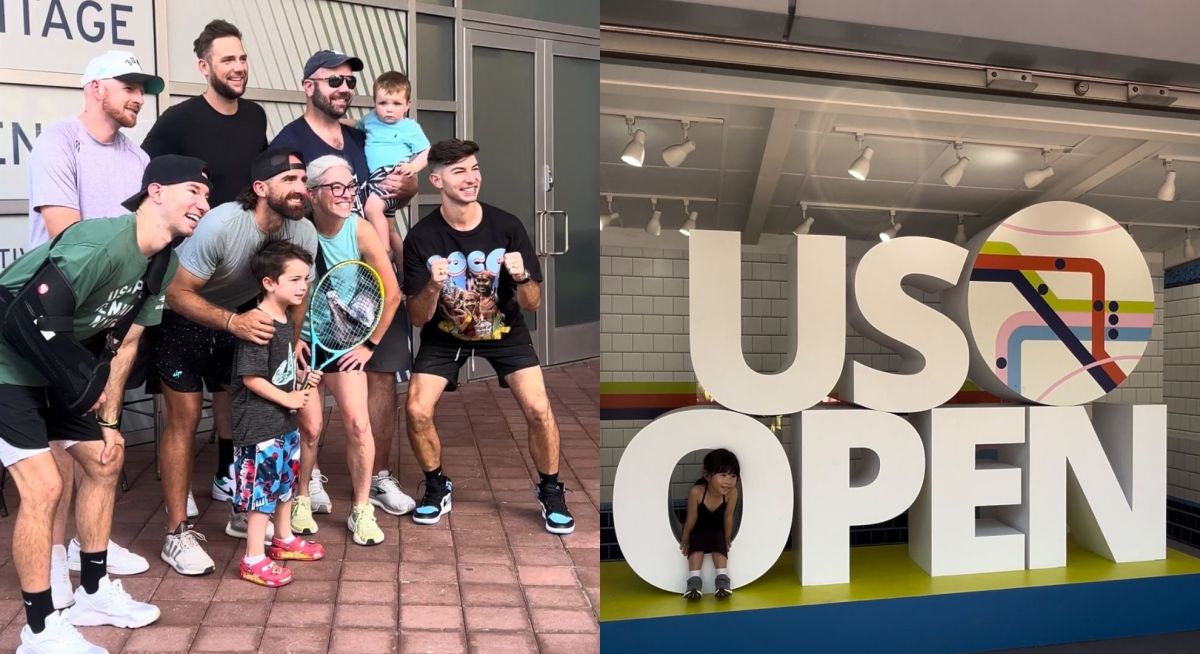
[600,61,1200,256]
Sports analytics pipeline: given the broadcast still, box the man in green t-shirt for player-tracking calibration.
[0,155,210,653]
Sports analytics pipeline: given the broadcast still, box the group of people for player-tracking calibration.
[2,20,575,654]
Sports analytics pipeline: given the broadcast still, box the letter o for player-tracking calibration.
[612,407,794,592]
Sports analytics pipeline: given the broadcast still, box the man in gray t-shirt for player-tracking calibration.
[154,148,317,577]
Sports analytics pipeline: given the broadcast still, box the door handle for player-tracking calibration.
[537,210,569,256]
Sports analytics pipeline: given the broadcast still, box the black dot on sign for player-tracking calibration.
[1094,300,1104,311]
[1055,258,1065,270]
[1109,301,1119,312]
[1108,314,1119,326]
[997,357,1008,369]
[1109,329,1118,340]
[1037,284,1049,295]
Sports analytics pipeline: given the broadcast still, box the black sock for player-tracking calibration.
[539,471,559,488]
[217,438,234,477]
[22,589,53,634]
[80,549,107,594]
[424,467,444,486]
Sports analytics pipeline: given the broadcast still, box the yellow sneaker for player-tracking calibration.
[347,503,384,546]
[291,496,319,535]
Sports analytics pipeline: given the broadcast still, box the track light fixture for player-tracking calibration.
[645,198,662,236]
[954,214,967,245]
[793,203,814,236]
[1024,149,1055,189]
[1186,229,1196,259]
[848,133,874,181]
[600,194,620,231]
[621,116,646,167]
[678,200,697,236]
[941,142,970,188]
[1158,159,1177,201]
[879,210,901,241]
[662,121,697,168]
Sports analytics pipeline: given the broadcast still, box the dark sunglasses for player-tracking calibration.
[308,74,357,90]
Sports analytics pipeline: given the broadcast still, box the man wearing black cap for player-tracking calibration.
[271,49,417,521]
[155,148,318,577]
[0,154,209,652]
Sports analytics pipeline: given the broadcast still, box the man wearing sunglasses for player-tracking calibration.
[271,50,417,528]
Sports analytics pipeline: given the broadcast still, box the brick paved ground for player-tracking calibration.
[0,360,599,653]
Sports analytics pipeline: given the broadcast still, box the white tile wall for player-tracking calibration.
[1165,282,1200,504]
[600,237,1173,506]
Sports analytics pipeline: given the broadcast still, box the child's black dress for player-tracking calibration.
[687,485,728,556]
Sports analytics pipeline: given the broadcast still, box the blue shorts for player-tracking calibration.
[233,430,301,514]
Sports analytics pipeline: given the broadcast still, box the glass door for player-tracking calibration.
[464,29,599,377]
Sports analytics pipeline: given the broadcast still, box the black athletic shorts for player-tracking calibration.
[154,310,236,393]
[0,384,101,463]
[412,338,539,391]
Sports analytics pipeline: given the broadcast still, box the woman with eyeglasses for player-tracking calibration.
[290,154,401,548]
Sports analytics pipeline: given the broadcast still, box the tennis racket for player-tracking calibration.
[303,260,385,388]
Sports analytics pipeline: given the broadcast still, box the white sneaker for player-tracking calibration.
[211,470,234,502]
[187,490,199,519]
[224,509,274,544]
[67,539,149,576]
[67,576,160,628]
[370,470,416,516]
[309,469,332,514]
[51,545,74,610]
[160,526,215,576]
[17,610,106,654]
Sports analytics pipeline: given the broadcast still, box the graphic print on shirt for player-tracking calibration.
[89,280,145,329]
[429,248,508,341]
[271,342,296,387]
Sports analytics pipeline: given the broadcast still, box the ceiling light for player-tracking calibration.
[879,210,901,241]
[793,203,814,235]
[1186,229,1196,259]
[1023,149,1055,189]
[941,142,970,188]
[848,133,873,181]
[621,116,646,167]
[679,211,698,236]
[954,214,967,245]
[600,194,619,231]
[1158,160,1177,201]
[662,121,696,168]
[645,198,661,236]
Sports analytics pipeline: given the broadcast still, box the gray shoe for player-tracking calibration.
[683,575,702,600]
[715,573,732,599]
[225,509,274,545]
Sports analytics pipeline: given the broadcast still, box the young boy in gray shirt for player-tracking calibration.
[229,240,326,587]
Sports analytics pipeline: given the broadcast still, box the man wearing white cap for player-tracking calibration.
[24,49,164,612]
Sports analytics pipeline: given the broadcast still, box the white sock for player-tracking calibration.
[688,570,701,579]
[716,568,729,576]
[278,534,296,544]
[51,544,67,563]
[243,554,266,565]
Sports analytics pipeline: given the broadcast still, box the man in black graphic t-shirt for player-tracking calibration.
[402,139,574,536]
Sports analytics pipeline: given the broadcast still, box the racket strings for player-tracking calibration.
[312,263,382,351]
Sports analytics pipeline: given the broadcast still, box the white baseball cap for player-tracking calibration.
[80,50,164,95]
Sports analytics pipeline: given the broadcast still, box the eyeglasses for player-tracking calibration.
[314,182,355,197]
[308,74,357,90]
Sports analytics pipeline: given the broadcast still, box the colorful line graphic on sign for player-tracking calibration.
[958,202,1155,406]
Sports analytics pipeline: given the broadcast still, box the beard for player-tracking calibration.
[209,72,245,100]
[267,190,307,221]
[101,95,138,128]
[313,88,351,119]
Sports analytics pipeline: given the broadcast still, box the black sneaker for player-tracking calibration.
[715,573,732,599]
[413,476,452,525]
[683,575,702,600]
[535,481,575,535]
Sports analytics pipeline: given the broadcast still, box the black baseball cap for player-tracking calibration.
[302,49,364,79]
[121,155,211,211]
[250,147,305,183]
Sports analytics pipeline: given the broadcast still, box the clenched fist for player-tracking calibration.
[426,255,449,288]
[502,252,528,282]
